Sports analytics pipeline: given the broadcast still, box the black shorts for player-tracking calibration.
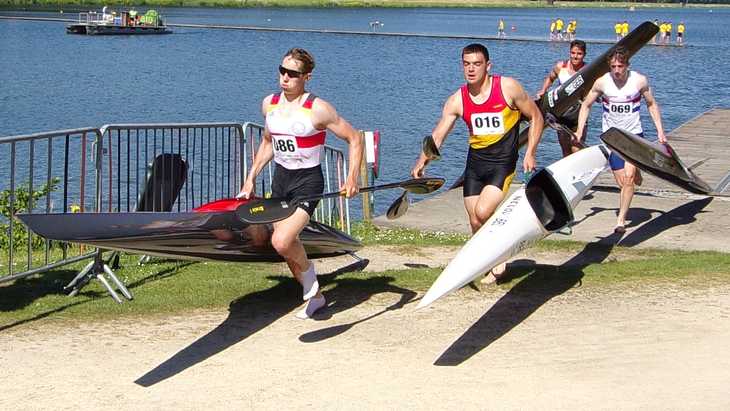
[463,133,518,197]
[271,164,324,216]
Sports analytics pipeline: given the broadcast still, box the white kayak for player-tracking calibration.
[417,145,611,309]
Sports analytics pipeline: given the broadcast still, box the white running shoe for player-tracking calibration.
[301,262,319,301]
[295,295,326,320]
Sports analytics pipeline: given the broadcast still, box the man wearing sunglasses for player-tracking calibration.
[411,43,544,281]
[237,48,363,319]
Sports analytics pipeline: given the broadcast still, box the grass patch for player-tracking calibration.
[1,229,729,328]
[352,221,469,246]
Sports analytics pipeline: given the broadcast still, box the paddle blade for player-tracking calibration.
[235,197,296,224]
[386,191,409,219]
[402,177,445,194]
[422,135,441,161]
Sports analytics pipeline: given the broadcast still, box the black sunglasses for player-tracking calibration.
[278,65,305,78]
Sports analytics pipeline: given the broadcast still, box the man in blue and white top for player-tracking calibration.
[575,46,667,234]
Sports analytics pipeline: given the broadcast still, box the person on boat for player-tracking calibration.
[567,19,577,41]
[549,19,556,41]
[677,22,685,45]
[410,43,544,281]
[621,20,630,38]
[497,18,506,38]
[614,21,622,41]
[236,48,364,319]
[574,46,667,234]
[555,18,565,40]
[536,40,587,157]
[665,21,673,44]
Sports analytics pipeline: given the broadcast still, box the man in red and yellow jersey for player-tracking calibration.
[411,43,544,277]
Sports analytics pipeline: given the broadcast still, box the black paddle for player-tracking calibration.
[236,177,445,224]
[385,136,444,219]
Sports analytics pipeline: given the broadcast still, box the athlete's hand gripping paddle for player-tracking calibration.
[236,177,445,224]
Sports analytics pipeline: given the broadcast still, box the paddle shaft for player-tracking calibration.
[297,179,432,204]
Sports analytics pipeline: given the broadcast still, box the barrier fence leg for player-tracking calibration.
[64,250,132,303]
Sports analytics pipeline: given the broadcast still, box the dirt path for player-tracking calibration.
[2,246,730,409]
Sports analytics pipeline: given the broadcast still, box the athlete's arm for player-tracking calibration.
[237,95,275,199]
[411,91,461,178]
[639,76,667,144]
[575,78,603,143]
[312,98,363,198]
[536,62,560,99]
[504,77,544,172]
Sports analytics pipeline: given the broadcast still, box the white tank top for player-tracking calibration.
[265,92,326,170]
[600,71,643,134]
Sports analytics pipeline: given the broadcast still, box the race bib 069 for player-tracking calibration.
[471,113,505,135]
[608,102,633,115]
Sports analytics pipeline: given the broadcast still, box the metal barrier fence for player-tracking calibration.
[98,123,246,213]
[0,122,348,288]
[0,127,101,284]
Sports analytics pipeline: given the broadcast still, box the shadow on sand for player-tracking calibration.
[135,259,416,387]
[619,197,713,247]
[433,197,712,366]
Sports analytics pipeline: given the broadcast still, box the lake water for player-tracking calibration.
[2,7,729,215]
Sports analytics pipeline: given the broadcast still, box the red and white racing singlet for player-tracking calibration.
[266,93,326,170]
[557,60,583,85]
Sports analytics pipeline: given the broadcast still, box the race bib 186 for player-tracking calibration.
[470,113,505,135]
[273,135,299,155]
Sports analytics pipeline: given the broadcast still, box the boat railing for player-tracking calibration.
[0,122,352,286]
[78,12,114,25]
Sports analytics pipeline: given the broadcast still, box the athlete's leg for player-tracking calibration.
[463,196,482,234]
[557,129,582,157]
[464,185,506,234]
[612,162,638,229]
[271,208,322,300]
[476,185,510,278]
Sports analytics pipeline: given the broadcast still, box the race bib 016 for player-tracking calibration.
[470,113,505,135]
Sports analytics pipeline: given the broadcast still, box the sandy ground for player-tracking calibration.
[2,246,730,410]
